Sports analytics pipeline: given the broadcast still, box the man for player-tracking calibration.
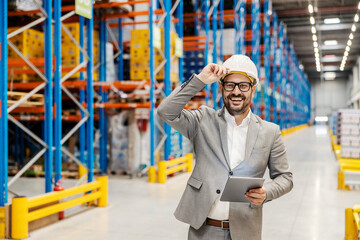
[157,55,293,240]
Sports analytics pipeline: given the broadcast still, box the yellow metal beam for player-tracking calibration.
[28,191,101,222]
[157,154,193,183]
[0,207,5,239]
[166,163,187,175]
[345,208,359,240]
[28,181,101,208]
[11,197,28,239]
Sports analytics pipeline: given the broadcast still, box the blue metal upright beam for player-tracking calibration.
[234,0,240,54]
[117,18,123,80]
[54,0,62,185]
[239,0,246,53]
[211,1,218,110]
[99,18,108,174]
[219,0,224,62]
[194,0,199,36]
[79,17,86,166]
[277,23,284,129]
[44,0,53,193]
[149,0,156,172]
[263,0,271,121]
[86,13,94,182]
[204,0,210,106]
[251,0,260,116]
[271,12,278,123]
[219,0,224,109]
[177,0,184,155]
[0,0,8,206]
[164,0,172,160]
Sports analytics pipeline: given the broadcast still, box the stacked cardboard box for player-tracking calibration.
[340,109,360,159]
[61,23,99,80]
[8,28,44,82]
[130,29,179,82]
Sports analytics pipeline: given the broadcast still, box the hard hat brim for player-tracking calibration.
[220,70,256,84]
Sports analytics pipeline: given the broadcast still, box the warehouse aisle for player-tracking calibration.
[27,125,360,240]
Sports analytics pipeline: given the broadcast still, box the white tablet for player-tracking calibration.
[220,176,265,203]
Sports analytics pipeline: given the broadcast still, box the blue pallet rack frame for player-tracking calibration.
[99,16,108,174]
[0,0,8,206]
[250,0,261,116]
[5,1,55,194]
[270,11,278,124]
[99,0,184,170]
[263,0,271,122]
[1,2,96,206]
[234,0,246,55]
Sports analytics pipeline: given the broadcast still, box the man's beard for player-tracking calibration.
[223,93,251,116]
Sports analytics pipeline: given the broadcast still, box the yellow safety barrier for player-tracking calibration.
[157,154,193,183]
[345,205,360,240]
[0,207,5,239]
[329,128,360,190]
[11,176,108,239]
[281,124,308,136]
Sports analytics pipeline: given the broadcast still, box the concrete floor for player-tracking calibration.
[10,125,360,239]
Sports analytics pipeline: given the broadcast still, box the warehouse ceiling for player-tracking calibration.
[272,0,360,83]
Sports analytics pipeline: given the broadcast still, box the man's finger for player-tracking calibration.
[248,188,265,194]
[246,192,264,199]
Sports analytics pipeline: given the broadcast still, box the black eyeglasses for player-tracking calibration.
[222,81,253,92]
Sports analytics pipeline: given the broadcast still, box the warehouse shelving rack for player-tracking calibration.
[3,1,55,201]
[182,0,225,110]
[94,0,185,177]
[0,0,147,207]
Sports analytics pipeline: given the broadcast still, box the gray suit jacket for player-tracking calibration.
[157,74,293,240]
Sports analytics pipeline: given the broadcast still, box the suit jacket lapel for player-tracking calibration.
[245,113,260,162]
[218,108,231,168]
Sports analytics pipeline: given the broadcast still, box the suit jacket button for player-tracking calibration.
[216,189,221,194]
[229,171,233,176]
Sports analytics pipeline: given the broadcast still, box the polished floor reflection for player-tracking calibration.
[17,125,360,239]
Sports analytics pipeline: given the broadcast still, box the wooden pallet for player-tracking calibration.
[7,91,44,107]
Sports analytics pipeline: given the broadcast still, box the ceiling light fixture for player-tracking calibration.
[346,46,350,51]
[349,33,354,39]
[309,2,321,72]
[324,40,338,45]
[308,4,314,13]
[324,72,336,80]
[358,2,360,9]
[324,18,340,24]
[310,17,315,25]
[352,24,356,32]
[355,14,359,22]
[347,40,352,46]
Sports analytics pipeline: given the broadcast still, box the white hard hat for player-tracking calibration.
[221,55,259,85]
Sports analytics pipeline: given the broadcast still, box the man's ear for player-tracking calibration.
[251,85,256,98]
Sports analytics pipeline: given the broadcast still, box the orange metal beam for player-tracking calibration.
[11,106,45,113]
[184,47,205,52]
[103,9,164,19]
[8,0,148,16]
[183,36,207,41]
[95,102,151,109]
[8,58,46,67]
[12,115,100,122]
[183,42,207,47]
[108,18,179,27]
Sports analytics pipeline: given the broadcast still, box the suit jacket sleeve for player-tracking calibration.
[157,74,206,140]
[264,126,293,202]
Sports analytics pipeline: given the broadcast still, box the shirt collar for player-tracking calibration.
[224,108,251,127]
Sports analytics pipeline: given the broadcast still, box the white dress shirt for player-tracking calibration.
[207,109,251,220]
